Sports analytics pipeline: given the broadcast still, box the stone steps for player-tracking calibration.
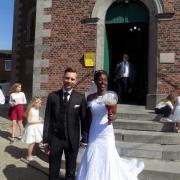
[113,119,174,132]
[137,158,180,180]
[114,129,180,144]
[115,141,180,161]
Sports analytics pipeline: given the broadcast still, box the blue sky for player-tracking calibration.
[0,0,14,50]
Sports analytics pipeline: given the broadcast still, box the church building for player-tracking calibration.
[12,0,180,109]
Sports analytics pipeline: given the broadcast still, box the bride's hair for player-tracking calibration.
[94,70,108,81]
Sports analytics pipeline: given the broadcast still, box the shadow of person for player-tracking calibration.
[0,129,12,141]
[3,164,48,180]
[4,145,27,159]
[4,146,65,180]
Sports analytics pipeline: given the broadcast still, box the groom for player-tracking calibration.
[43,67,89,180]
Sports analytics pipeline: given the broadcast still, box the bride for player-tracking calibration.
[76,70,144,180]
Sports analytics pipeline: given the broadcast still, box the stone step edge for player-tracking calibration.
[114,119,165,123]
[115,141,180,153]
[114,129,179,137]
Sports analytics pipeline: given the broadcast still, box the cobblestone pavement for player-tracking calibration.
[0,107,65,180]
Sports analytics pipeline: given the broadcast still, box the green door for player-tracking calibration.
[104,2,149,73]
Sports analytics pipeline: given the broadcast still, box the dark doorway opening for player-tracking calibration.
[106,22,149,105]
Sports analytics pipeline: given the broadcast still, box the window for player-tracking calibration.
[4,60,12,71]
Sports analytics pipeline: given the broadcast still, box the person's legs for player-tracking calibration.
[175,123,180,133]
[116,80,122,103]
[64,141,78,180]
[28,143,35,160]
[123,77,129,103]
[119,78,125,103]
[10,107,17,141]
[160,106,172,117]
[17,105,24,138]
[12,120,16,141]
[17,120,24,138]
[49,136,64,180]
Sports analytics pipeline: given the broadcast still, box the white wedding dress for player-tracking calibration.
[76,96,144,180]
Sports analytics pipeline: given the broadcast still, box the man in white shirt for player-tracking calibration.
[115,54,134,104]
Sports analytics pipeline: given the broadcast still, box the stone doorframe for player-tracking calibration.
[92,0,164,109]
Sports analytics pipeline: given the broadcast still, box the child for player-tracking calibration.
[22,97,44,161]
[9,83,27,142]
[169,96,180,133]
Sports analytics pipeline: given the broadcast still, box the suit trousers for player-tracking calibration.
[49,135,78,180]
[117,77,130,103]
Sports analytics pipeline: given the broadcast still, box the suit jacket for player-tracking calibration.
[43,89,88,150]
[115,61,135,83]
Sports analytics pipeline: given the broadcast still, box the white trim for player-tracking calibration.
[154,0,163,14]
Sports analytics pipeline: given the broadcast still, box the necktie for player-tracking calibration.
[63,91,69,104]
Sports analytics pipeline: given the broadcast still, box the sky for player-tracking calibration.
[0,0,14,50]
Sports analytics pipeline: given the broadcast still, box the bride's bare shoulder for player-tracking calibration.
[87,93,97,102]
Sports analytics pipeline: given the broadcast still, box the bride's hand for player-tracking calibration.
[108,113,117,124]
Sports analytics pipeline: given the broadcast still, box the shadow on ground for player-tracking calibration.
[0,129,11,141]
[4,145,27,159]
[3,164,49,180]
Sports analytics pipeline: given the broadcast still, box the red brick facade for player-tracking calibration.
[41,0,96,93]
[157,0,180,94]
[13,0,180,108]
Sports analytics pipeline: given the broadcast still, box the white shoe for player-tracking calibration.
[160,118,173,122]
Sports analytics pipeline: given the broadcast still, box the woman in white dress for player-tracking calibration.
[76,70,144,180]
[22,97,44,161]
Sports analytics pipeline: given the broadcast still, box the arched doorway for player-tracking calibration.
[104,1,149,105]
[92,0,164,109]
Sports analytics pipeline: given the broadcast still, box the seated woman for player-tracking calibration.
[155,94,176,121]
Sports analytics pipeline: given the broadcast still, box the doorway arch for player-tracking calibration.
[92,0,164,108]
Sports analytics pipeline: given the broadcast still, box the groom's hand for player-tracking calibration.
[79,142,87,149]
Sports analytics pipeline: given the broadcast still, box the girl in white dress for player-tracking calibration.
[76,70,144,180]
[169,96,180,133]
[22,97,44,161]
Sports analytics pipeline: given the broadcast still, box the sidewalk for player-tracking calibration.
[0,109,56,180]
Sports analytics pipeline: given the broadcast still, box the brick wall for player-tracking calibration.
[41,0,96,94]
[157,0,180,95]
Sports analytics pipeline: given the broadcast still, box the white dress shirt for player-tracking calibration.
[63,89,73,101]
[121,61,130,77]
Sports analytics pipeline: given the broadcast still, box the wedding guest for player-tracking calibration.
[115,54,135,103]
[169,96,180,133]
[155,93,176,122]
[9,83,27,142]
[22,97,44,161]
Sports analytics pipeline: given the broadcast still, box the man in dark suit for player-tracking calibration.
[43,67,88,180]
[115,54,134,104]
